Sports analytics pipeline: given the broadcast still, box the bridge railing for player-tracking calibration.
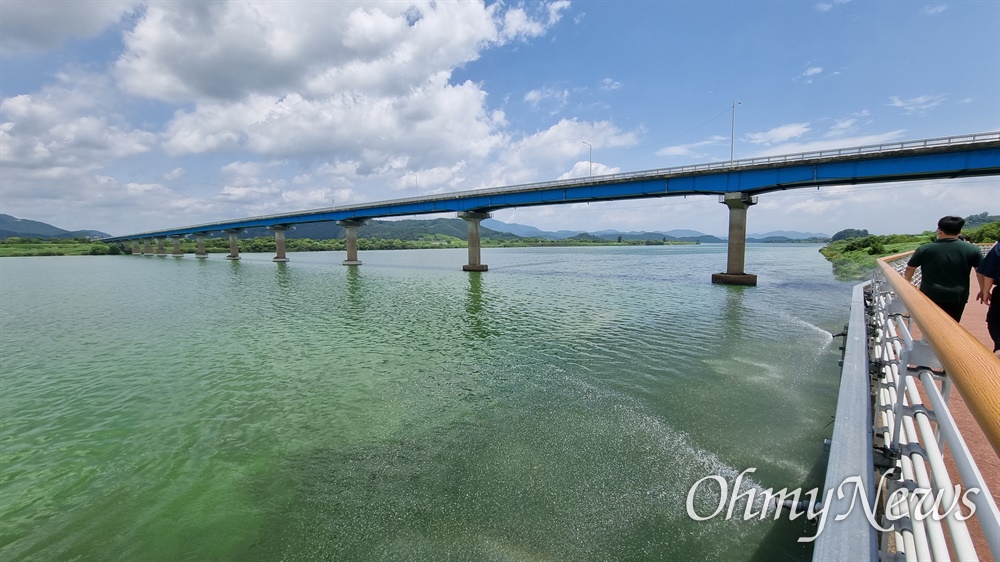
[814,251,1000,561]
[330,131,1000,210]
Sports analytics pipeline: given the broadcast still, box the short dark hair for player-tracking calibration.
[938,216,965,235]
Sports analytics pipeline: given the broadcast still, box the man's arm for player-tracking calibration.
[978,272,995,306]
[904,266,916,283]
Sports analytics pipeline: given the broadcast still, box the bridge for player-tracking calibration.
[104,131,1000,284]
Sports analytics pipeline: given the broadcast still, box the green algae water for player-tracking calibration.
[1,245,855,561]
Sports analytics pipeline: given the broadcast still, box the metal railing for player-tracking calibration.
[814,252,1000,561]
[336,131,1000,208]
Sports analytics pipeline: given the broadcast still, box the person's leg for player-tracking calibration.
[988,286,1000,351]
[935,301,966,322]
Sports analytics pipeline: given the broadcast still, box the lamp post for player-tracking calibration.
[731,100,741,166]
[582,141,592,177]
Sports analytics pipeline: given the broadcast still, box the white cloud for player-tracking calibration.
[0,0,140,55]
[745,123,812,146]
[165,167,186,180]
[888,94,947,114]
[125,182,166,194]
[115,1,569,103]
[500,0,570,41]
[163,74,507,177]
[0,71,158,229]
[655,136,727,159]
[220,185,281,200]
[749,130,908,156]
[524,87,570,110]
[601,78,622,91]
[0,72,155,170]
[824,114,871,138]
[815,0,850,12]
[795,66,826,84]
[825,119,855,137]
[493,118,638,185]
[923,5,948,16]
[558,161,620,180]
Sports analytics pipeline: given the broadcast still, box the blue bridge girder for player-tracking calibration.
[103,131,1000,242]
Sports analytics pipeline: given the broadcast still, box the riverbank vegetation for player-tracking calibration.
[819,218,1000,280]
[0,233,698,257]
[0,238,125,257]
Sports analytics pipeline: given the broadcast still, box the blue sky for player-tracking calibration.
[1,0,998,237]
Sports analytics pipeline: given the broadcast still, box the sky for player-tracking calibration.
[1,0,998,238]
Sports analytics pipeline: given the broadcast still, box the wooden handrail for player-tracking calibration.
[876,256,1000,456]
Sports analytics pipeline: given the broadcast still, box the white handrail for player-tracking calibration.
[867,262,999,561]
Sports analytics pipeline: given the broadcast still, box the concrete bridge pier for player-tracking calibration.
[155,237,168,257]
[711,192,758,286]
[460,211,490,272]
[194,235,208,258]
[337,220,365,265]
[224,229,242,260]
[142,239,153,255]
[171,235,185,257]
[128,240,139,254]
[269,225,290,263]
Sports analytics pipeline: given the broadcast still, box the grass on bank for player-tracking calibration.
[819,221,1000,280]
[0,239,124,257]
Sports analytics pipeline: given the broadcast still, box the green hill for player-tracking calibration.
[0,214,109,239]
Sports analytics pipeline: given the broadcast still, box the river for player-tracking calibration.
[0,244,857,561]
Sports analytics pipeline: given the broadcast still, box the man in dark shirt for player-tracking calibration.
[975,238,1000,351]
[903,216,983,322]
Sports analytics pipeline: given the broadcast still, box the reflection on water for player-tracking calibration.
[464,271,489,340]
[723,284,749,342]
[0,246,853,561]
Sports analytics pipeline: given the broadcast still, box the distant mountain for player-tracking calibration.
[747,236,829,243]
[482,219,583,240]
[229,218,517,242]
[748,230,829,240]
[1,213,824,246]
[593,228,708,239]
[0,214,110,239]
[592,231,726,244]
[484,219,724,242]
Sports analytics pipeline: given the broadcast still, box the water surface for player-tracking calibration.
[0,245,855,561]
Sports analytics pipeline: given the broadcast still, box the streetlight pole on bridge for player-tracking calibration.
[731,100,741,165]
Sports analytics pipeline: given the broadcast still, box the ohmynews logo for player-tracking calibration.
[685,468,979,543]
